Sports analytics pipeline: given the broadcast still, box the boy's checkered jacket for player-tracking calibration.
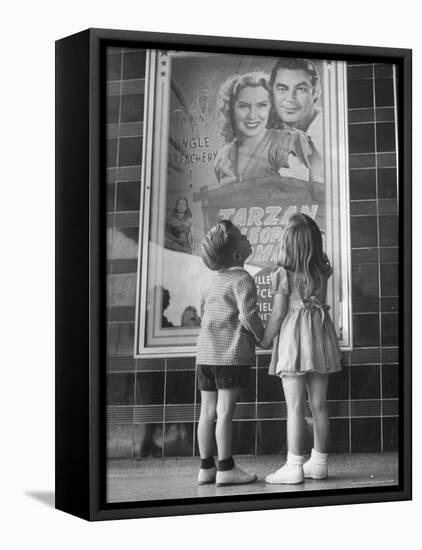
[196,267,264,365]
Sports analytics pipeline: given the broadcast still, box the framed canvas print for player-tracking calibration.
[55,28,412,521]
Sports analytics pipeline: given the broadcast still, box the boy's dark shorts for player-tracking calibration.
[197,365,251,391]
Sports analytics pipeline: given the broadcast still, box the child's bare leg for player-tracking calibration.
[214,386,257,485]
[282,375,307,455]
[215,387,239,460]
[198,390,217,459]
[306,372,330,453]
[265,375,306,484]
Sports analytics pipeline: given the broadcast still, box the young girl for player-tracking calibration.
[196,220,263,486]
[261,213,342,484]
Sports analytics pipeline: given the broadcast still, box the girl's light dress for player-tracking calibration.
[269,266,342,376]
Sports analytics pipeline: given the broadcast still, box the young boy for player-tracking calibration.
[196,220,264,486]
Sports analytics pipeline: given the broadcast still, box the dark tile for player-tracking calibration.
[349,169,376,200]
[378,168,397,199]
[133,424,163,458]
[348,79,374,109]
[107,324,120,355]
[121,94,144,123]
[135,372,165,405]
[238,370,256,403]
[107,52,122,81]
[383,417,399,452]
[375,77,395,107]
[167,356,196,371]
[379,215,398,246]
[351,216,378,248]
[375,107,395,122]
[381,313,399,346]
[107,373,135,405]
[232,421,256,454]
[380,264,398,296]
[122,50,146,80]
[348,109,374,124]
[258,353,271,369]
[351,365,380,399]
[353,314,380,347]
[352,248,378,264]
[353,296,379,313]
[350,200,377,216]
[107,323,135,355]
[347,64,373,79]
[107,182,115,212]
[376,122,396,152]
[374,64,393,78]
[329,419,350,453]
[107,424,133,458]
[378,197,398,216]
[118,137,142,167]
[348,124,375,154]
[379,248,398,263]
[137,357,166,372]
[349,153,376,169]
[107,95,120,124]
[377,152,396,168]
[258,370,284,402]
[164,423,194,456]
[107,138,118,167]
[381,296,398,312]
[116,180,141,211]
[382,364,399,399]
[327,367,349,400]
[166,371,195,404]
[352,263,379,296]
[256,420,286,454]
[351,418,381,452]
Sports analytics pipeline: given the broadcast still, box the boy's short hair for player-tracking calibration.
[200,220,237,270]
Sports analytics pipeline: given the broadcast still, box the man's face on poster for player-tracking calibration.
[272,68,319,129]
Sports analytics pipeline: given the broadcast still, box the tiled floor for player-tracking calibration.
[107,452,398,503]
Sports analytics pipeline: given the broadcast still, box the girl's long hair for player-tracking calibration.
[278,213,331,298]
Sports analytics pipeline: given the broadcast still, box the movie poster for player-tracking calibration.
[135,51,351,356]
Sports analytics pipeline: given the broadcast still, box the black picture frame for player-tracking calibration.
[55,28,412,521]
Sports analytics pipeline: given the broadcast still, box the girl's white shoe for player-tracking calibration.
[265,452,305,484]
[303,460,328,479]
[303,449,328,479]
[265,463,304,484]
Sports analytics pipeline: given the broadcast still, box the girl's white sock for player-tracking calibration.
[309,448,328,464]
[287,452,305,465]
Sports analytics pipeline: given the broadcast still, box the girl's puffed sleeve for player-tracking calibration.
[271,266,290,296]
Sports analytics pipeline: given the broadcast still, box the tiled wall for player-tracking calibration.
[106,48,399,458]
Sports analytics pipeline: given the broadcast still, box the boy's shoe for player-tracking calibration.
[197,466,217,485]
[216,466,257,486]
[303,460,328,480]
[265,464,304,485]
